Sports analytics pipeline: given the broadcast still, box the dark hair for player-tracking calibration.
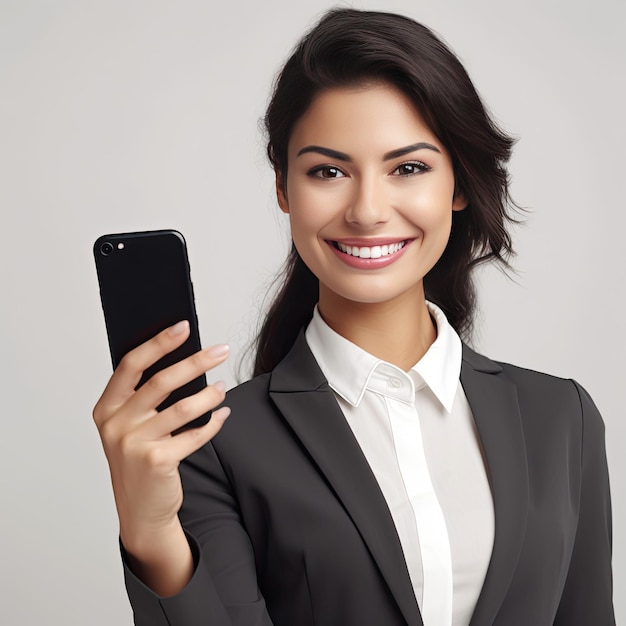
[252,8,518,376]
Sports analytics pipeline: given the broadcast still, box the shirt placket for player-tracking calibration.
[372,367,453,626]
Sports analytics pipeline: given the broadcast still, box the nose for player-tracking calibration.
[344,174,390,229]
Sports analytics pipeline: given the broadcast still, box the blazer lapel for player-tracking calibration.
[269,333,423,626]
[461,346,529,626]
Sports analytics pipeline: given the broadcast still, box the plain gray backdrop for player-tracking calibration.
[0,0,623,623]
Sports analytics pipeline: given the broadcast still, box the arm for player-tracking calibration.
[554,381,615,625]
[93,323,273,625]
[122,441,274,626]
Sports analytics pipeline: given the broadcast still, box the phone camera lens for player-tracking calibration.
[100,242,114,256]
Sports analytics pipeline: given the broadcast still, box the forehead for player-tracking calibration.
[288,83,440,155]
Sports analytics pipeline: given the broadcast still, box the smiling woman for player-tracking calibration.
[92,7,615,626]
[277,84,466,365]
[273,84,468,368]
[255,12,517,375]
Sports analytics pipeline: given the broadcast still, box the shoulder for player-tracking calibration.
[214,372,286,450]
[225,372,272,409]
[462,343,605,434]
[464,342,575,391]
[216,373,282,439]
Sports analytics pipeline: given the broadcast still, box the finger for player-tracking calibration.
[127,344,230,417]
[137,381,228,439]
[163,406,231,462]
[94,321,191,425]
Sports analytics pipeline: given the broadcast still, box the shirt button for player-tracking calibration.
[388,378,403,389]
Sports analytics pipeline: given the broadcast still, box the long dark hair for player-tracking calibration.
[252,8,518,376]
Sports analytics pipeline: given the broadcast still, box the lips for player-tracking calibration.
[327,238,414,269]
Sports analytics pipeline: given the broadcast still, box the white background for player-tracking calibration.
[0,0,623,623]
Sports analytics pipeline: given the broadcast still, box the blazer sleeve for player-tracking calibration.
[553,380,615,625]
[122,441,275,626]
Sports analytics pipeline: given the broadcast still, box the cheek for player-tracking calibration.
[287,207,325,266]
[288,206,319,242]
[286,186,340,239]
[401,186,454,235]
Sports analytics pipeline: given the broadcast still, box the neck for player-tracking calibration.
[318,285,436,371]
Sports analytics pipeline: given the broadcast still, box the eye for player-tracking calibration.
[307,165,346,179]
[391,161,430,177]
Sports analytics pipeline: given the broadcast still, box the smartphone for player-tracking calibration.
[93,229,210,430]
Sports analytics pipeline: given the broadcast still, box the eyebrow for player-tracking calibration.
[383,142,441,160]
[296,145,351,161]
[296,142,441,161]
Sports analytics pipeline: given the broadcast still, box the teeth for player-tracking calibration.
[336,241,405,258]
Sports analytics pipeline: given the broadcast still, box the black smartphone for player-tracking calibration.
[94,229,210,430]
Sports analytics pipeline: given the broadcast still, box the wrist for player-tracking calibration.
[120,518,196,597]
[120,515,183,558]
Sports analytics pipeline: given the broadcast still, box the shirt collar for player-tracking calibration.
[305,301,462,413]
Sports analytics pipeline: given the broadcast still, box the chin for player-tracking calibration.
[321,279,425,308]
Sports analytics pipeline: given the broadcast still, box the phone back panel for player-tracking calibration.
[94,230,207,421]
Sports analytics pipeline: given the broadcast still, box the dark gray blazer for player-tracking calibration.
[124,333,615,625]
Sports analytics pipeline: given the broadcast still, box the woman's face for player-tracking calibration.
[277,83,466,314]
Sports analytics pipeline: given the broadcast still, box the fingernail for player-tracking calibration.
[213,380,226,392]
[207,344,230,358]
[213,406,231,421]
[168,320,189,336]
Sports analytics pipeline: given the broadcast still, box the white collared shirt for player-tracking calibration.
[305,302,494,626]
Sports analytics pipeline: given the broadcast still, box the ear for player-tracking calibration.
[275,171,289,214]
[452,189,468,212]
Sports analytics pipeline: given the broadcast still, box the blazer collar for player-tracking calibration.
[270,334,529,626]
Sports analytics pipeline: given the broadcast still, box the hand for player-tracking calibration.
[93,320,231,553]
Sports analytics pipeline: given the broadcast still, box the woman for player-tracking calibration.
[93,8,614,625]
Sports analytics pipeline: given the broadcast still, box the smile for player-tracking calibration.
[327,238,414,269]
[334,241,406,259]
